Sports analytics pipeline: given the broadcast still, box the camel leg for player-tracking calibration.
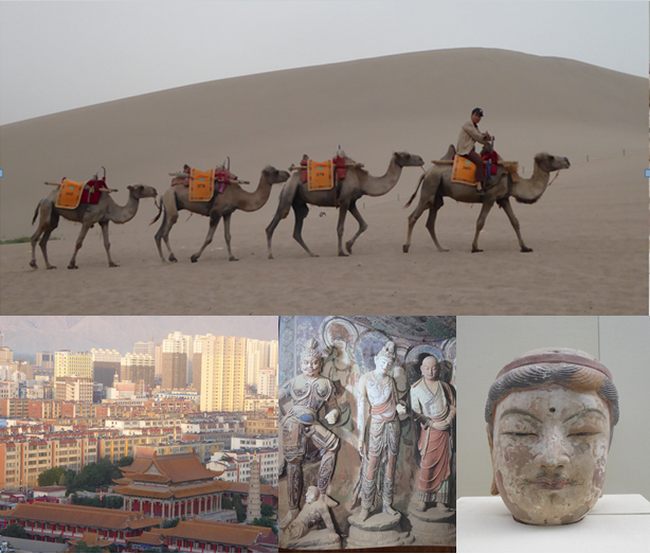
[223,213,238,261]
[471,200,495,253]
[99,221,118,267]
[37,210,60,269]
[265,195,293,260]
[68,223,92,269]
[498,198,533,252]
[424,200,449,252]
[155,194,180,263]
[190,213,220,263]
[336,204,350,257]
[344,202,368,255]
[291,202,318,258]
[30,223,45,269]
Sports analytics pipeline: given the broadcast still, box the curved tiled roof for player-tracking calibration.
[161,519,274,547]
[0,503,162,531]
[113,480,231,500]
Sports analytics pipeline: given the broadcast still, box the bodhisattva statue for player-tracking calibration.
[485,347,619,525]
[410,356,456,512]
[280,339,340,530]
[285,486,341,545]
[355,341,407,522]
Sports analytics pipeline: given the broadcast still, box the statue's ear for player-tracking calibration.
[487,424,499,496]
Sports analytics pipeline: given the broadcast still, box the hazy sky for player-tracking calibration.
[0,1,647,125]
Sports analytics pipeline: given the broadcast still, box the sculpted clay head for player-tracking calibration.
[300,338,323,378]
[485,347,619,525]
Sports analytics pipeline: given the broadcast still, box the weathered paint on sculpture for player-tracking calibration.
[485,347,619,525]
[279,339,340,531]
[411,356,456,512]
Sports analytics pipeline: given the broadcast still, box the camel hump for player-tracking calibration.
[441,145,456,160]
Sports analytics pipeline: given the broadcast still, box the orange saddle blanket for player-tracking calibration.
[189,168,215,202]
[55,179,85,209]
[451,156,478,186]
[306,160,334,191]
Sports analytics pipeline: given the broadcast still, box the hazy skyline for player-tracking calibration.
[0,316,278,356]
[1,1,646,124]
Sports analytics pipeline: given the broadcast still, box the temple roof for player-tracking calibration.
[120,452,221,484]
[0,503,162,531]
[113,480,231,499]
[226,482,278,498]
[159,518,274,547]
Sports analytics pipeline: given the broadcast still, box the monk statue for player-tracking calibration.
[410,355,456,512]
[485,347,619,525]
[285,486,341,545]
[354,340,407,522]
[280,338,340,530]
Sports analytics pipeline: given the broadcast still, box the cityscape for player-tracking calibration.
[0,317,280,552]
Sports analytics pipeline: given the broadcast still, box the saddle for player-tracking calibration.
[172,164,239,202]
[54,177,107,209]
[434,145,519,188]
[299,156,348,191]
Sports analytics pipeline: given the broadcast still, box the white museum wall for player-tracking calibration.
[456,316,649,502]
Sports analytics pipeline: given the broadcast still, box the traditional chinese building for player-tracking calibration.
[127,518,277,552]
[0,502,161,550]
[112,448,230,519]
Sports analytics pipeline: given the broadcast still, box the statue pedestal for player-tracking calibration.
[408,503,456,546]
[282,528,341,551]
[457,494,650,552]
[346,510,414,549]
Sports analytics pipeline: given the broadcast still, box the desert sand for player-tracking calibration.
[0,48,647,315]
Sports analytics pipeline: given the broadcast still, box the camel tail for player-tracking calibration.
[403,173,425,209]
[150,197,164,225]
[31,202,40,225]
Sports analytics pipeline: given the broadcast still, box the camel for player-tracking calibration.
[402,147,570,253]
[266,151,424,258]
[153,165,290,263]
[30,184,158,269]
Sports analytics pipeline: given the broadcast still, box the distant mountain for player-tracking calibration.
[0,316,278,355]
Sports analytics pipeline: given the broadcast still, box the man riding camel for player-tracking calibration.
[456,108,493,195]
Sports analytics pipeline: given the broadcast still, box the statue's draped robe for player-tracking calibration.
[410,379,455,504]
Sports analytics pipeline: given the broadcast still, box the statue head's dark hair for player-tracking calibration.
[485,348,619,443]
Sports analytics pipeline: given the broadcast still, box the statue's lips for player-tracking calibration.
[530,477,571,490]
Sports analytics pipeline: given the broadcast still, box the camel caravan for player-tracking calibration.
[29,124,570,269]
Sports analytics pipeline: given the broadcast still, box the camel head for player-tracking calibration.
[534,152,571,173]
[262,165,291,185]
[512,153,570,205]
[393,151,425,168]
[127,184,158,199]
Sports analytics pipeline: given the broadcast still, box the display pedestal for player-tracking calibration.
[408,503,456,546]
[346,510,413,549]
[458,494,650,553]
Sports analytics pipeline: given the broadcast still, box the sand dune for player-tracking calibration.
[1,48,647,315]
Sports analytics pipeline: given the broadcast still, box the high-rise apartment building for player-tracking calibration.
[121,353,155,390]
[246,339,279,389]
[91,348,121,388]
[200,336,246,412]
[134,341,155,357]
[192,334,216,392]
[0,347,13,367]
[36,352,54,369]
[161,332,192,390]
[258,367,277,397]
[54,351,93,380]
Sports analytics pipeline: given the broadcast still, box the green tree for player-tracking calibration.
[250,517,277,535]
[222,497,233,510]
[232,494,245,523]
[2,522,26,538]
[71,540,103,553]
[161,517,181,529]
[261,502,274,518]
